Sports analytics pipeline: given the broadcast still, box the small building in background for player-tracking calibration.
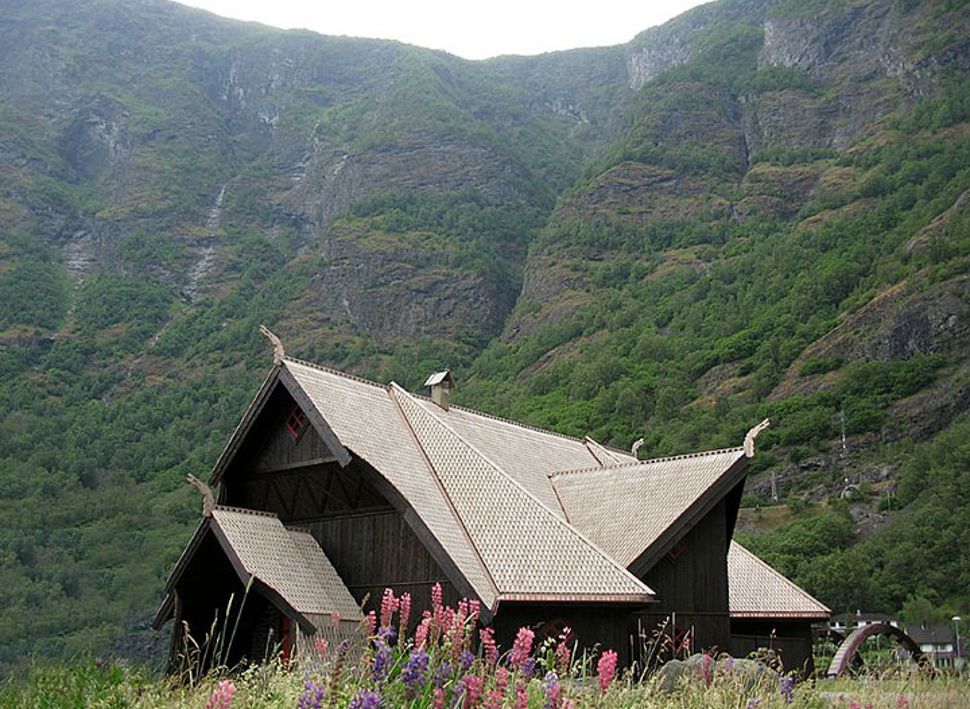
[907,622,958,667]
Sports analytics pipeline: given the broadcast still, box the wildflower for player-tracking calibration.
[371,637,393,683]
[380,588,399,629]
[514,682,529,709]
[434,662,453,689]
[896,696,911,709]
[348,689,382,709]
[459,649,476,673]
[554,634,571,675]
[402,648,430,697]
[327,640,351,707]
[495,667,509,696]
[480,627,498,667]
[432,688,446,709]
[510,627,535,670]
[298,681,325,709]
[399,592,412,640]
[596,650,617,695]
[431,583,444,627]
[468,599,481,626]
[205,679,236,709]
[365,610,377,636]
[543,670,561,709]
[745,699,761,709]
[462,674,484,708]
[416,615,432,649]
[779,676,794,705]
[848,702,861,709]
[313,637,327,657]
[697,652,713,686]
[721,655,734,674]
[520,658,536,678]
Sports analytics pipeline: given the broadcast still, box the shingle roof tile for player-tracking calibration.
[727,541,829,619]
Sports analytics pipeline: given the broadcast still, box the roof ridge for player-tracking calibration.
[731,541,830,613]
[549,446,746,479]
[392,384,653,599]
[286,355,635,454]
[283,356,387,390]
[214,504,279,518]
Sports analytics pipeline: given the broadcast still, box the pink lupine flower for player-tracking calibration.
[468,599,481,626]
[380,588,399,628]
[897,696,911,709]
[479,627,498,667]
[495,667,509,696]
[399,592,412,635]
[463,675,484,708]
[514,682,529,709]
[433,687,446,709]
[555,639,571,675]
[431,583,444,627]
[365,610,377,636]
[416,615,432,649]
[205,679,236,709]
[697,652,713,686]
[313,637,327,657]
[596,650,618,695]
[510,627,535,670]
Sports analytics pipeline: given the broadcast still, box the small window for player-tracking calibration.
[285,405,308,442]
[666,539,688,562]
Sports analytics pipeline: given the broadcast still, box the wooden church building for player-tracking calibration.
[155,337,828,673]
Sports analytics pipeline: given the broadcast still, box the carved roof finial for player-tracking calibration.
[186,473,215,517]
[259,324,285,365]
[631,437,645,458]
[744,418,771,458]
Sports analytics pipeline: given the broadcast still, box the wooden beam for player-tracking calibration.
[278,367,352,467]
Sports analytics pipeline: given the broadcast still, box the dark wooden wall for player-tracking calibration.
[632,499,732,660]
[731,619,816,676]
[494,603,642,668]
[221,385,460,628]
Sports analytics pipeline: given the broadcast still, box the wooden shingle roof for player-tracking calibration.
[727,541,830,619]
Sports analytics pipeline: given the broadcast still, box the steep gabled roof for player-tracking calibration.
[392,383,652,603]
[204,356,796,615]
[550,448,748,569]
[727,541,830,619]
[155,506,362,631]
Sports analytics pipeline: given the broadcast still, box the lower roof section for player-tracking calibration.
[727,541,830,620]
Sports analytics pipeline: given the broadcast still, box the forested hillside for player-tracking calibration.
[0,0,967,674]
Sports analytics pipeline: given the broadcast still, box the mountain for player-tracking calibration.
[0,0,967,672]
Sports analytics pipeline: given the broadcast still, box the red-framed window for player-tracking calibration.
[285,405,308,442]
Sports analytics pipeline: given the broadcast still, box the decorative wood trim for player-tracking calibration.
[278,367,352,468]
[252,457,339,475]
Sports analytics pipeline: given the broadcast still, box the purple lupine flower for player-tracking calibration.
[459,649,475,674]
[371,639,393,683]
[297,680,325,709]
[543,671,561,709]
[779,676,795,704]
[434,662,453,689]
[745,699,761,709]
[403,648,430,697]
[348,689,382,709]
[520,657,536,679]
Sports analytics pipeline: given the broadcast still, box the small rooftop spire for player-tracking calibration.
[744,419,771,458]
[631,437,644,458]
[259,324,285,365]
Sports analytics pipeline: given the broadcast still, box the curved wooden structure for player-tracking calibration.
[827,622,924,677]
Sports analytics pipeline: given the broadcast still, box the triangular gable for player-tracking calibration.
[209,366,351,487]
[391,383,654,604]
[550,448,748,574]
[282,358,499,610]
[728,541,830,619]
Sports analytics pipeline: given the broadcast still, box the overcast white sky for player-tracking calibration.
[175,1,709,60]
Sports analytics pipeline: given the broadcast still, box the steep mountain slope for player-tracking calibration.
[0,0,967,673]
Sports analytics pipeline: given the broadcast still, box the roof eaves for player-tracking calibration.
[732,542,831,616]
